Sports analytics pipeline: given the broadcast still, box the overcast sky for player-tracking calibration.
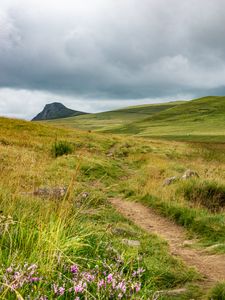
[0,0,225,119]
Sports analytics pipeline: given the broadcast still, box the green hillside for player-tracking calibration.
[47,101,184,131]
[108,96,225,142]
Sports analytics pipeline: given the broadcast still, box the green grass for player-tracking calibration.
[107,96,225,142]
[46,101,183,132]
[45,96,225,143]
[0,117,203,299]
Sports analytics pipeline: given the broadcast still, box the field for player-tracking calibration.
[48,96,225,143]
[47,101,184,132]
[1,114,225,299]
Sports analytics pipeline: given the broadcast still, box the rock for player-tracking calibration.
[112,227,136,237]
[163,176,178,186]
[181,169,199,180]
[121,239,140,247]
[33,186,67,199]
[81,192,89,199]
[152,288,187,300]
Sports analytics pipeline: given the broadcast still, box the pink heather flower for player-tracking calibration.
[117,281,126,293]
[118,293,123,299]
[71,264,79,274]
[30,277,40,282]
[75,297,80,300]
[59,287,65,296]
[98,279,105,288]
[53,283,58,294]
[137,268,145,275]
[6,267,13,273]
[74,284,84,293]
[107,273,113,283]
[134,282,141,292]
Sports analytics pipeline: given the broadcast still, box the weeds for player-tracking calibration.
[180,180,225,212]
[51,140,73,157]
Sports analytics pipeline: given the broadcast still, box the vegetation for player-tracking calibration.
[46,96,225,143]
[1,93,225,299]
[51,140,74,157]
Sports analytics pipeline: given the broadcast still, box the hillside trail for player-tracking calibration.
[110,198,225,286]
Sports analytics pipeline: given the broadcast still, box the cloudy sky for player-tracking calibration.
[0,0,225,119]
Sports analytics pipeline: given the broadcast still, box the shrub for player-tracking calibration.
[51,140,73,157]
[208,282,225,300]
[181,180,225,212]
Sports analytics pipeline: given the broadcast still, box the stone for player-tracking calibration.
[121,239,140,247]
[33,186,67,199]
[163,176,178,186]
[181,169,199,180]
[152,288,187,300]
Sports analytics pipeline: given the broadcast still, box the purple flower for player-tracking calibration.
[53,283,58,294]
[97,279,105,288]
[107,273,113,283]
[59,287,65,296]
[71,264,79,274]
[6,266,13,273]
[134,282,141,292]
[74,284,84,293]
[30,277,40,282]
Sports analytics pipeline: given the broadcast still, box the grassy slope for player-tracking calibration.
[108,96,225,142]
[0,117,201,299]
[1,117,225,298]
[47,101,184,131]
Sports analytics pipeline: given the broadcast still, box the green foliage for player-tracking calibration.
[51,140,73,157]
[181,180,225,212]
[208,282,225,300]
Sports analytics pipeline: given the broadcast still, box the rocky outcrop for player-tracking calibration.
[32,102,88,121]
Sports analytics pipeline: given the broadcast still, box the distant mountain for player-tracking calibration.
[32,102,88,121]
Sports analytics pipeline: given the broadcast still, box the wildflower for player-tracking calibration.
[71,264,79,274]
[59,287,65,296]
[137,268,145,275]
[118,293,123,299]
[107,273,113,283]
[134,282,141,292]
[97,279,105,288]
[6,266,13,273]
[53,283,58,294]
[30,277,40,283]
[74,284,84,293]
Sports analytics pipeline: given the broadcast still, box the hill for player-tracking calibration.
[32,102,87,121]
[47,101,184,131]
[108,96,225,142]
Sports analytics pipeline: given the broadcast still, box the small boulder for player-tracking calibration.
[122,239,140,247]
[181,169,199,180]
[33,186,67,199]
[163,176,178,186]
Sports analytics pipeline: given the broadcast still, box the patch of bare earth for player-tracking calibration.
[110,198,225,286]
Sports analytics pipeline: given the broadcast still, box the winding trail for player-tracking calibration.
[110,198,225,285]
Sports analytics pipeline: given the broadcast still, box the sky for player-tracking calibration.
[0,0,225,119]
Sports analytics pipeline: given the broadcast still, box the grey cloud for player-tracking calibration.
[0,0,225,118]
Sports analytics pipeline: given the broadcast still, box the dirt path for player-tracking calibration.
[110,198,225,285]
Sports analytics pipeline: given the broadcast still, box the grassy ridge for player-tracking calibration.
[107,96,225,142]
[47,101,183,131]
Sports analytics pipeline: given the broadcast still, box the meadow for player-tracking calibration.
[0,96,225,299]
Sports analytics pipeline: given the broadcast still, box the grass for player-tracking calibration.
[0,117,204,299]
[46,101,183,132]
[45,96,225,143]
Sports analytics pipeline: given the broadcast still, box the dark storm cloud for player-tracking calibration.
[0,0,225,118]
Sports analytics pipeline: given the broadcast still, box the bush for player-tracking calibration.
[208,282,225,299]
[181,180,225,212]
[51,140,73,157]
